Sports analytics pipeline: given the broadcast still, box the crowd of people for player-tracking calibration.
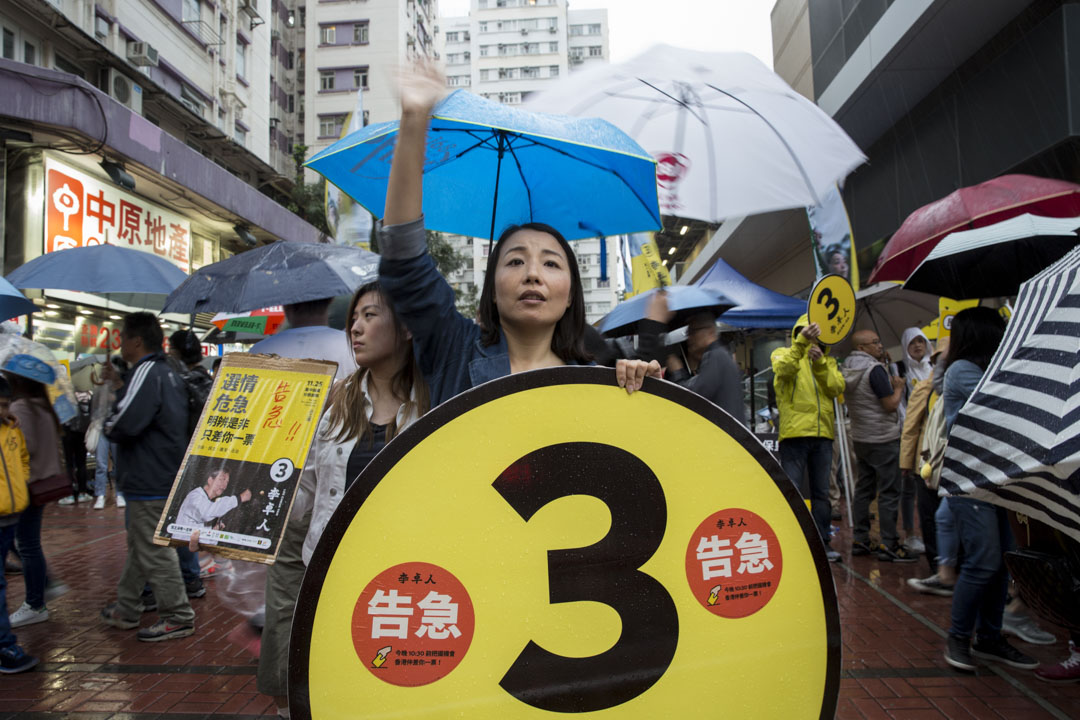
[1,64,1076,707]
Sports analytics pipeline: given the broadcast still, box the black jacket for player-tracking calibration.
[105,352,189,497]
[638,320,747,425]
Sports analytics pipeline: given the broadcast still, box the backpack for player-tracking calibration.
[918,393,948,490]
[180,365,213,439]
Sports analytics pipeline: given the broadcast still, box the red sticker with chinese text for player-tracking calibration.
[685,509,782,618]
[351,562,475,687]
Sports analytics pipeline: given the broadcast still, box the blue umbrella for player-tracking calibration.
[6,244,188,296]
[0,276,37,322]
[306,90,662,242]
[598,286,736,337]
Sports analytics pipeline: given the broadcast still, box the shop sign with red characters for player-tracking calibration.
[43,155,191,272]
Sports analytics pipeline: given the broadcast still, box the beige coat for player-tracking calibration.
[899,374,935,471]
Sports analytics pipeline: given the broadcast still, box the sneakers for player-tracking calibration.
[93,495,105,509]
[851,540,874,556]
[9,603,48,628]
[971,635,1039,669]
[59,492,93,505]
[186,578,207,599]
[100,602,139,630]
[116,495,127,508]
[907,573,954,597]
[904,536,926,554]
[139,589,157,613]
[199,557,231,578]
[0,645,39,674]
[826,549,842,563]
[945,634,976,671]
[1035,642,1080,683]
[877,543,919,563]
[137,620,194,642]
[1002,611,1057,645]
[58,494,77,506]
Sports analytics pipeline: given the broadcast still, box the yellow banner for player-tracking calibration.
[626,233,671,298]
[154,354,337,563]
[937,297,980,339]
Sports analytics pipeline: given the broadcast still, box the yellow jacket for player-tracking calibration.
[0,421,31,518]
[771,314,846,441]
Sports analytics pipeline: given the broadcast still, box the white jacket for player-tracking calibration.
[299,373,422,565]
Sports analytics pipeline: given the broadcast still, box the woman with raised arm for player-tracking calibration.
[377,63,659,405]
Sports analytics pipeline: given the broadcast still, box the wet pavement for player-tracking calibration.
[2,501,1079,719]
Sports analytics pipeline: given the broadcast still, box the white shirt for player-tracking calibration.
[250,326,357,381]
[176,487,239,528]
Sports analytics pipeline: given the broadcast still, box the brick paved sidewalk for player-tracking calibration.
[2,502,1079,719]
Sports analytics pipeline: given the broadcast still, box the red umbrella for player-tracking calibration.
[867,174,1080,285]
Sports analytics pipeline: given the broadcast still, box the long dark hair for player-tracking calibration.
[324,282,429,445]
[476,222,590,364]
[944,306,1005,372]
[4,372,60,432]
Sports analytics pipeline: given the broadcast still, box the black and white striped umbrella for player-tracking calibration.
[940,246,1080,541]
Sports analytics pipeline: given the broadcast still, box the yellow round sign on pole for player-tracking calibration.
[808,274,856,345]
[290,367,840,719]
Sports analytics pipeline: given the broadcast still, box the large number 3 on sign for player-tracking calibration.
[494,443,677,712]
[816,287,840,320]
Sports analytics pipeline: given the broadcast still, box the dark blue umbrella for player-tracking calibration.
[0,276,37,322]
[6,244,188,295]
[306,90,661,242]
[598,286,735,337]
[163,242,379,314]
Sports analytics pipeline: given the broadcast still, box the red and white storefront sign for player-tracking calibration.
[44,156,191,272]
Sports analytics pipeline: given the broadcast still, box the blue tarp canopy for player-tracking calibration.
[693,258,805,329]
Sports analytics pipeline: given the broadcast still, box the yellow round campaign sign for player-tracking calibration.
[808,273,856,345]
[290,367,840,719]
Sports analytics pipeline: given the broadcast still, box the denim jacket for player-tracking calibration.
[379,216,585,407]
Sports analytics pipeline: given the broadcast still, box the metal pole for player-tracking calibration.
[487,131,506,245]
[834,398,854,525]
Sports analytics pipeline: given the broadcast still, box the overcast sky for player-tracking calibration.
[437,0,776,67]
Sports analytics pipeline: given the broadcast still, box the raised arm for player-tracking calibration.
[383,62,446,227]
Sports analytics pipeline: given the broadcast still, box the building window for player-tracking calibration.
[588,24,601,35]
[569,25,583,36]
[547,41,557,53]
[299,6,306,27]
[479,45,489,57]
[588,45,603,57]
[363,110,369,126]
[23,41,35,66]
[2,29,13,60]
[479,69,490,81]
[549,64,558,77]
[320,70,334,91]
[319,114,345,137]
[445,31,459,42]
[597,278,610,288]
[478,22,487,33]
[287,94,295,113]
[286,50,294,69]
[182,0,201,23]
[320,25,335,44]
[353,67,368,89]
[236,41,247,78]
[95,16,110,41]
[522,66,538,78]
[353,22,368,44]
[447,75,470,87]
[569,46,583,59]
[234,125,247,146]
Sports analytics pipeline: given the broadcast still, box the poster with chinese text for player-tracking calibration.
[153,354,336,564]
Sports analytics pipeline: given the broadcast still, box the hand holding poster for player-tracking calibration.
[153,354,336,563]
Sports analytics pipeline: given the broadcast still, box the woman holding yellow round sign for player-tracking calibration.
[377,63,659,405]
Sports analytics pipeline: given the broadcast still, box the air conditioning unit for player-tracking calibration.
[239,0,259,14]
[106,69,143,115]
[521,28,528,35]
[126,41,159,67]
[549,26,557,33]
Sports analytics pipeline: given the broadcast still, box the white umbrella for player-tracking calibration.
[830,283,940,356]
[523,44,866,223]
[940,245,1080,543]
[904,213,1080,299]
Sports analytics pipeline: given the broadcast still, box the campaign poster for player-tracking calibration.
[153,354,336,564]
